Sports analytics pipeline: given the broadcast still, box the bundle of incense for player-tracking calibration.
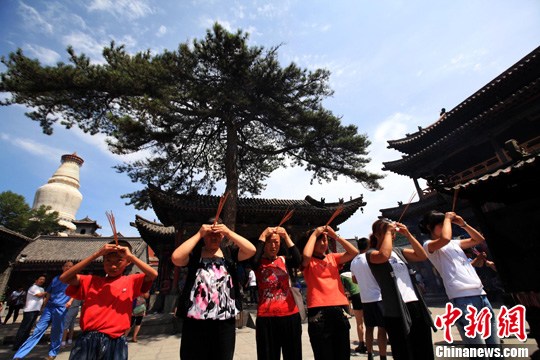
[452,186,461,212]
[397,191,417,223]
[325,205,344,227]
[105,211,119,246]
[472,247,480,256]
[277,209,295,228]
[213,191,230,226]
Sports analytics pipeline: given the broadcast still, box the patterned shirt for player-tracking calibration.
[187,257,239,320]
[255,256,299,317]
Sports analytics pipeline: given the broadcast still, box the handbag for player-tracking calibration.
[290,286,307,323]
[132,303,146,316]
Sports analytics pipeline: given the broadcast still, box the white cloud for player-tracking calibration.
[156,25,167,37]
[24,44,61,65]
[69,127,151,164]
[199,17,234,32]
[62,32,106,63]
[0,132,67,161]
[87,0,154,20]
[320,24,331,32]
[232,3,245,19]
[113,34,137,49]
[258,111,420,238]
[256,3,289,18]
[441,49,488,73]
[18,2,53,34]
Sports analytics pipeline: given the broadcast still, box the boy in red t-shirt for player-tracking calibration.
[59,240,157,360]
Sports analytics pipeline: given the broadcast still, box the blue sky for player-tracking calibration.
[1,0,539,238]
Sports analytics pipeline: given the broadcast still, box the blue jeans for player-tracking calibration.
[450,295,500,346]
[69,331,128,360]
[13,305,67,358]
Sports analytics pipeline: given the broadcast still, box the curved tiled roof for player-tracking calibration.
[386,46,540,156]
[0,226,33,243]
[131,216,176,255]
[133,215,175,237]
[382,76,540,176]
[16,236,146,264]
[148,185,366,228]
[379,192,447,220]
[444,154,539,192]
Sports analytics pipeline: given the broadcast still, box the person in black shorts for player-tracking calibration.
[341,271,367,353]
[350,237,388,360]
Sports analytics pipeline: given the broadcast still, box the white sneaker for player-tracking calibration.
[61,341,66,347]
[67,339,73,345]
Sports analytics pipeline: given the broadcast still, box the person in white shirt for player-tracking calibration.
[420,210,500,347]
[350,237,388,360]
[366,219,435,360]
[245,266,258,304]
[12,275,47,351]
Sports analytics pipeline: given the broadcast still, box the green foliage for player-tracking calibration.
[0,191,66,237]
[0,191,29,231]
[1,23,383,216]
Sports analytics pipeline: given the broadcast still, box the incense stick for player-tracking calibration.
[325,205,344,227]
[451,186,460,212]
[277,209,295,228]
[213,191,230,226]
[397,191,417,223]
[105,211,119,246]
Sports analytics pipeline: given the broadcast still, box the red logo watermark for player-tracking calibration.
[434,303,527,343]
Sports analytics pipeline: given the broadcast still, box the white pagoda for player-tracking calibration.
[32,153,84,232]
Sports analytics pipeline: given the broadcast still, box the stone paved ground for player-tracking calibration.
[1,300,537,359]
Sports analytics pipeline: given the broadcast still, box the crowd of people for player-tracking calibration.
[2,210,503,360]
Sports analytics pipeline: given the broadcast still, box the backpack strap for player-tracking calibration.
[393,247,436,331]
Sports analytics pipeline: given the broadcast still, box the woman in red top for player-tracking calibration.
[252,226,303,360]
[302,226,359,360]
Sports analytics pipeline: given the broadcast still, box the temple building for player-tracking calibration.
[0,227,33,299]
[32,153,84,233]
[382,46,540,344]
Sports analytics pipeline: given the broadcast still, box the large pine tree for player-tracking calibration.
[1,24,383,227]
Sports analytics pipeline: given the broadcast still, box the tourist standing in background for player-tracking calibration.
[125,292,149,343]
[4,287,26,324]
[340,271,366,354]
[245,265,258,304]
[61,298,82,347]
[12,275,46,351]
[13,261,74,360]
[302,225,359,360]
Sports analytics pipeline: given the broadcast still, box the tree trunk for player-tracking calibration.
[223,122,239,231]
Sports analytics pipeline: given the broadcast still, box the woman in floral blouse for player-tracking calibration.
[171,218,256,360]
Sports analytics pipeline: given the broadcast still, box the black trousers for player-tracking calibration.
[256,313,302,360]
[12,310,40,350]
[4,304,23,323]
[307,306,351,360]
[180,317,236,360]
[384,301,434,360]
